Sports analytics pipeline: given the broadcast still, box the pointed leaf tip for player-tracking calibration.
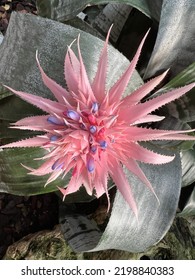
[108,29,150,104]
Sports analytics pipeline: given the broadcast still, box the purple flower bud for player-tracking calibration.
[91,102,99,113]
[89,125,97,134]
[99,140,107,149]
[90,145,97,154]
[87,155,95,173]
[52,160,63,170]
[50,135,59,142]
[47,116,64,125]
[66,110,80,121]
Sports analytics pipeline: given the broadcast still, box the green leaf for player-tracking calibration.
[0,84,12,100]
[0,145,96,201]
[0,119,38,143]
[149,115,194,151]
[155,63,195,123]
[60,153,182,252]
[0,148,70,195]
[160,62,195,89]
[145,0,195,79]
[178,187,195,217]
[0,95,43,121]
[0,95,43,145]
[36,0,162,22]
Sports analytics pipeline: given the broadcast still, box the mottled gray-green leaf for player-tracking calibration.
[60,203,102,252]
[88,3,133,43]
[36,0,162,22]
[145,0,195,79]
[66,17,103,39]
[0,31,3,45]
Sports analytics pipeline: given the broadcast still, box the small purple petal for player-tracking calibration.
[91,102,99,113]
[66,110,80,121]
[90,145,97,154]
[47,116,64,125]
[89,125,97,134]
[50,135,59,141]
[52,160,64,170]
[99,140,107,149]
[87,155,95,173]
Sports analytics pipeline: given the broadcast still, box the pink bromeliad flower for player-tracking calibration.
[1,29,195,217]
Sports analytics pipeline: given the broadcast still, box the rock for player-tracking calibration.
[3,225,78,260]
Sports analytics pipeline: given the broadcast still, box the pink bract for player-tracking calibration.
[1,28,195,217]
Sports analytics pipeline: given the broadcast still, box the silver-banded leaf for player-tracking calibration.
[145,0,195,79]
[0,12,142,101]
[93,155,181,252]
[36,0,162,22]
[181,148,195,187]
[178,187,195,217]
[0,31,3,45]
[60,153,182,252]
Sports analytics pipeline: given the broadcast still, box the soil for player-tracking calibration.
[0,0,37,35]
[0,193,59,259]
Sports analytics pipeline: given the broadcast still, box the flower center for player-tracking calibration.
[48,102,115,174]
[67,103,107,144]
[64,102,108,173]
